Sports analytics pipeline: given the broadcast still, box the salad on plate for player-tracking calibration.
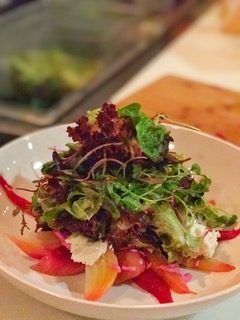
[3,102,240,303]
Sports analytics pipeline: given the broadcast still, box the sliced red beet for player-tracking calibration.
[133,269,173,303]
[115,249,146,284]
[153,265,194,294]
[218,229,240,241]
[31,246,85,276]
[149,254,194,294]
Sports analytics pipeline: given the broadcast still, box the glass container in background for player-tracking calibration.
[0,0,212,135]
[0,0,141,125]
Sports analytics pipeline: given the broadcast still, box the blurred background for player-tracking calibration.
[0,0,237,145]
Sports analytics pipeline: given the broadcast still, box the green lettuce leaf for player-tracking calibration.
[136,117,169,162]
[152,204,206,261]
[68,186,102,220]
[118,103,142,125]
[153,203,185,249]
[41,202,72,228]
[119,103,170,162]
[71,197,101,220]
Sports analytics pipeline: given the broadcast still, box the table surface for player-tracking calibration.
[112,3,240,102]
[1,2,240,319]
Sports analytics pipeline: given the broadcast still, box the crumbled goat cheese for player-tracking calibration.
[189,221,220,258]
[66,233,108,266]
[201,230,220,258]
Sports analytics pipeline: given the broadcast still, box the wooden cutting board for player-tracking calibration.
[117,75,240,146]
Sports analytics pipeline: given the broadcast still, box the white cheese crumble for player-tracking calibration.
[66,233,108,266]
[201,230,220,258]
[189,221,220,258]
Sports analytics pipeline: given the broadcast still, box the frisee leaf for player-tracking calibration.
[87,108,100,124]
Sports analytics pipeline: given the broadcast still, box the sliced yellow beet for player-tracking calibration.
[9,231,61,259]
[84,249,120,301]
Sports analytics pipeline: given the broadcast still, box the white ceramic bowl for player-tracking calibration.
[0,124,239,320]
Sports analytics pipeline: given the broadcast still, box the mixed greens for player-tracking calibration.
[32,103,237,263]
